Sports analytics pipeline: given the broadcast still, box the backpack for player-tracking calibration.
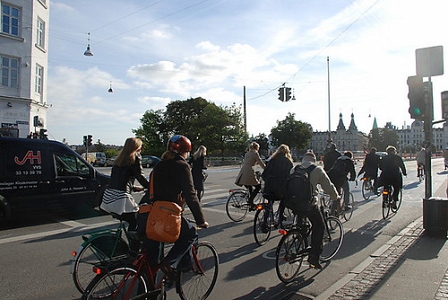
[283,164,316,212]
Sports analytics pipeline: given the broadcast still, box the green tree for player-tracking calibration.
[133,109,168,156]
[368,128,399,152]
[270,113,312,150]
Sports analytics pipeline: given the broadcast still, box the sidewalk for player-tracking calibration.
[320,218,447,300]
[312,177,448,300]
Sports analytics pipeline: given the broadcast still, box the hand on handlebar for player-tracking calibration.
[198,221,209,229]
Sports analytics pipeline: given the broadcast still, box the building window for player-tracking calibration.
[1,55,19,87]
[35,64,43,96]
[36,18,45,49]
[1,3,20,36]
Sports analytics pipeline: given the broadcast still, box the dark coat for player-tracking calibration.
[327,155,356,189]
[323,149,341,171]
[378,154,407,189]
[109,154,149,193]
[262,154,293,200]
[358,152,381,178]
[189,155,207,191]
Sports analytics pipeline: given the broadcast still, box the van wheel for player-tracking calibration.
[0,196,11,220]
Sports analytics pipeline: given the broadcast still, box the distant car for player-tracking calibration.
[141,155,161,168]
[377,151,387,158]
[104,156,117,167]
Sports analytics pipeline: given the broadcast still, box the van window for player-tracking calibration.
[55,153,91,177]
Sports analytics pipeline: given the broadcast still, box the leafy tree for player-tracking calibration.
[368,128,399,152]
[133,109,168,156]
[270,113,312,150]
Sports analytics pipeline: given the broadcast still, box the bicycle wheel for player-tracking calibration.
[321,216,343,262]
[382,193,390,219]
[177,242,219,300]
[275,229,305,283]
[82,265,149,300]
[73,235,129,294]
[391,189,402,213]
[225,191,249,222]
[343,192,354,221]
[253,206,272,246]
[362,180,372,200]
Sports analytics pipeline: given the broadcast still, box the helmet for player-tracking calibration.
[167,135,192,153]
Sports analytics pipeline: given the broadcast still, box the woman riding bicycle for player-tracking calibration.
[142,135,209,276]
[235,142,266,211]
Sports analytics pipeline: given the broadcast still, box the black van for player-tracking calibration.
[0,136,110,220]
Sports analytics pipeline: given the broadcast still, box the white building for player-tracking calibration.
[0,0,49,138]
[396,120,448,152]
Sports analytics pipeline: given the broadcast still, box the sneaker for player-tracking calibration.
[392,201,397,209]
[307,255,322,269]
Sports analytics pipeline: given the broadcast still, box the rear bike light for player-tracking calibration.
[228,189,234,194]
[72,250,77,257]
[92,266,103,275]
[363,177,368,181]
[382,190,389,195]
[278,229,288,235]
[256,204,264,210]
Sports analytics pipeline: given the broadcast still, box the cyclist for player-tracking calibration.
[143,135,209,276]
[327,151,356,210]
[358,147,381,194]
[100,137,149,232]
[416,147,425,178]
[323,142,341,172]
[261,144,294,226]
[189,145,207,201]
[300,151,340,269]
[377,146,407,209]
[235,142,266,210]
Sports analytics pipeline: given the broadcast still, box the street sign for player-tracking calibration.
[416,46,444,77]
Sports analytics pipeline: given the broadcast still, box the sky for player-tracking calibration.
[46,0,448,146]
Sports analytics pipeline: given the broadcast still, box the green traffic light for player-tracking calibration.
[412,107,422,116]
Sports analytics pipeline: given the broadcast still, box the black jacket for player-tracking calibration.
[358,152,381,177]
[262,153,293,200]
[327,155,356,189]
[152,153,205,225]
[378,153,407,187]
[109,154,149,193]
[189,155,207,191]
[323,149,341,171]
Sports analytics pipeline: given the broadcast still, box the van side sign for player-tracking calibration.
[14,151,42,165]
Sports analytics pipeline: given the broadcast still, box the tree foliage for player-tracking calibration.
[270,113,312,150]
[368,128,399,152]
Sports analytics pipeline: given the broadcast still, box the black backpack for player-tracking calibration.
[283,164,316,212]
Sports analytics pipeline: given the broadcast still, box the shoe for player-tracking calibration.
[307,255,322,269]
[392,201,397,209]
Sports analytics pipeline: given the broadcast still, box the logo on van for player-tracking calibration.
[14,151,42,165]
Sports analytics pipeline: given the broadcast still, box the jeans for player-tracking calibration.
[305,206,325,256]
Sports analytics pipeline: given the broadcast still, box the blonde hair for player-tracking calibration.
[193,145,207,160]
[270,144,293,162]
[249,142,260,151]
[114,137,142,167]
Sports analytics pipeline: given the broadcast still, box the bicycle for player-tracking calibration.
[381,185,402,219]
[82,232,219,300]
[71,213,133,294]
[253,197,294,246]
[275,206,344,283]
[361,176,376,200]
[225,171,264,222]
[319,189,354,222]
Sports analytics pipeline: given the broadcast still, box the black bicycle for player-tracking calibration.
[275,206,344,283]
[382,185,402,219]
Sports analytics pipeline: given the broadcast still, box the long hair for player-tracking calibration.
[249,142,260,151]
[114,137,142,167]
[193,145,207,160]
[270,144,293,162]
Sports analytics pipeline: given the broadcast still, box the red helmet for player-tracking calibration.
[167,135,192,153]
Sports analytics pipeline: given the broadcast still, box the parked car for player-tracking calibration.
[81,152,107,167]
[104,156,117,167]
[141,155,161,168]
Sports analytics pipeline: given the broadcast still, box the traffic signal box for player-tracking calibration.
[278,87,285,102]
[407,75,425,120]
[87,135,93,146]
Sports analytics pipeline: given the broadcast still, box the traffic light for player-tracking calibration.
[278,87,285,102]
[83,136,87,147]
[285,87,292,101]
[39,129,48,139]
[407,75,425,120]
[87,135,93,146]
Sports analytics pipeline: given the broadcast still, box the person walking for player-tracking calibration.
[323,143,341,172]
[416,147,425,178]
[378,146,407,209]
[235,142,266,211]
[262,144,294,225]
[100,137,149,231]
[358,147,381,194]
[299,151,340,269]
[189,145,207,201]
[143,135,209,275]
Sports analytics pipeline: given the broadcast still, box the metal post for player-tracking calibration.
[327,56,332,143]
[424,77,433,199]
[243,86,247,133]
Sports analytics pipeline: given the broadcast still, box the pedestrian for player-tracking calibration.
[100,137,149,231]
[358,147,381,194]
[235,142,266,210]
[143,135,209,275]
[377,146,407,209]
[299,151,340,269]
[262,144,293,226]
[323,143,341,172]
[416,147,425,178]
[189,145,207,201]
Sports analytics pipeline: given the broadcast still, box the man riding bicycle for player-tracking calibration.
[358,147,381,194]
[327,151,356,211]
[377,146,407,209]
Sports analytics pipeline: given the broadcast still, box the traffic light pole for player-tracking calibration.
[424,77,433,199]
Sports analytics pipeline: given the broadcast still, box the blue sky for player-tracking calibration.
[46,0,448,146]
